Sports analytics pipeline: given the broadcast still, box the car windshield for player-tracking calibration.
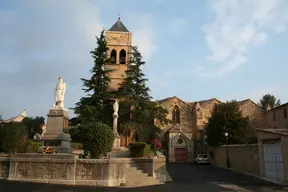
[199,154,207,158]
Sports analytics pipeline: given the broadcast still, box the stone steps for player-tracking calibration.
[123,166,161,187]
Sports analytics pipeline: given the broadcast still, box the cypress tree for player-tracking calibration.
[73,30,113,125]
[117,46,168,142]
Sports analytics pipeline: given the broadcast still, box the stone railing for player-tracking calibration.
[0,153,168,186]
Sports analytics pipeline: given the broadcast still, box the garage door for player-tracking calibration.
[263,142,284,181]
[175,148,187,162]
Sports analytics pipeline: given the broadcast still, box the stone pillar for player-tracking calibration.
[41,108,72,153]
[113,113,119,135]
[112,112,120,149]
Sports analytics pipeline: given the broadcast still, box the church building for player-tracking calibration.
[104,18,262,162]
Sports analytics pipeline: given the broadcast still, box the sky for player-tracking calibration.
[0,0,288,120]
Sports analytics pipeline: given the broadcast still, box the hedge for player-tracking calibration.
[129,142,154,157]
[26,141,83,152]
[27,140,42,153]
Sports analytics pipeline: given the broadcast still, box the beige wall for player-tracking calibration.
[256,104,288,129]
[212,144,259,176]
[256,130,288,182]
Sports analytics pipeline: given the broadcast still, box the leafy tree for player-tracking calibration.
[205,101,252,147]
[116,46,168,142]
[69,127,81,142]
[0,122,28,153]
[258,94,281,112]
[72,30,113,125]
[22,116,45,139]
[79,122,114,158]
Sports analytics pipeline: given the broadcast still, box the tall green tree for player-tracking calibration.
[205,101,253,147]
[72,30,113,125]
[258,94,281,112]
[22,116,45,139]
[116,46,168,142]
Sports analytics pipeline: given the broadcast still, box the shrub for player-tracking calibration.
[27,140,42,153]
[71,142,83,150]
[130,142,154,157]
[0,122,28,153]
[79,122,114,158]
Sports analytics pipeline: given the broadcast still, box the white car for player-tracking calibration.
[195,154,210,164]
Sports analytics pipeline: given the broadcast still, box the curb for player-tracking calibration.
[213,165,288,187]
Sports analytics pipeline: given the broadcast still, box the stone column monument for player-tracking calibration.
[112,99,121,149]
[41,77,72,153]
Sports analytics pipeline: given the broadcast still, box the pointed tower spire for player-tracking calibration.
[108,15,129,32]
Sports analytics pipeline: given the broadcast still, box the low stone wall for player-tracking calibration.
[212,144,259,176]
[0,153,167,186]
[0,156,9,179]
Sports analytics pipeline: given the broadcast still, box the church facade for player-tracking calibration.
[104,18,262,162]
[155,96,261,162]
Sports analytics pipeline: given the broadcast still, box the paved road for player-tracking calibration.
[0,163,287,192]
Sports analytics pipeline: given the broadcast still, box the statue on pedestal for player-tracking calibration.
[53,77,66,108]
[113,99,119,116]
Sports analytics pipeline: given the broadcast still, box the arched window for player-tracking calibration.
[110,49,117,64]
[172,105,180,124]
[119,49,126,64]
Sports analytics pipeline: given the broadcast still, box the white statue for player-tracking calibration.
[41,124,46,135]
[113,99,119,115]
[53,77,66,108]
[20,109,27,117]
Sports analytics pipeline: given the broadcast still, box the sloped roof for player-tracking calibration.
[165,124,192,133]
[256,128,288,136]
[187,98,222,108]
[237,99,259,107]
[156,96,189,106]
[108,17,129,32]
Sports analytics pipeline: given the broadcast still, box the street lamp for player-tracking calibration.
[224,131,230,169]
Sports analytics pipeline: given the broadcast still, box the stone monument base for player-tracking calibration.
[41,108,72,154]
[42,133,72,153]
[112,133,121,149]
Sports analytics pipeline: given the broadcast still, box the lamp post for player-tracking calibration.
[224,131,230,169]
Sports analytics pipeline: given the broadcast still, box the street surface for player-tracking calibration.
[1,163,287,192]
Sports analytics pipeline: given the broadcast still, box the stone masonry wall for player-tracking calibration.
[212,144,259,176]
[0,156,9,179]
[1,153,167,186]
[158,98,193,130]
[238,100,261,120]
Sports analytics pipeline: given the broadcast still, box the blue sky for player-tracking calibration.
[0,0,288,119]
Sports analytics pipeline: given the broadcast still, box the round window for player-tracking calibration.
[177,138,183,144]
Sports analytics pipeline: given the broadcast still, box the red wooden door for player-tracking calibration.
[175,148,187,162]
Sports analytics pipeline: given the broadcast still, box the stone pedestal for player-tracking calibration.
[41,108,72,153]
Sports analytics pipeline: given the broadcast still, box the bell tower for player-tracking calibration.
[105,17,132,91]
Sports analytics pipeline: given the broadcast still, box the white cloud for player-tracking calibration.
[133,14,157,61]
[197,0,288,78]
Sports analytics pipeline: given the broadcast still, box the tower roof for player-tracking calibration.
[108,17,129,32]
